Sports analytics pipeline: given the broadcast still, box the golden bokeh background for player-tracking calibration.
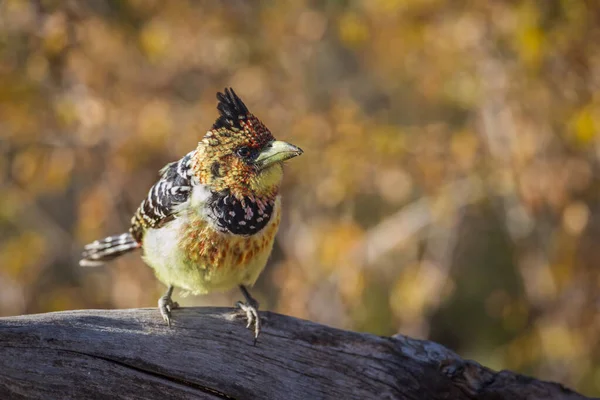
[1,0,599,395]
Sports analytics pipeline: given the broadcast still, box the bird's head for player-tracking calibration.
[193,88,303,200]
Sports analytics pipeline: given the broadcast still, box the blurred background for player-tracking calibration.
[0,0,599,395]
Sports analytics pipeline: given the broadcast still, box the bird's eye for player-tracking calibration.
[236,146,251,158]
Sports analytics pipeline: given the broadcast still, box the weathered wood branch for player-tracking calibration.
[0,308,592,399]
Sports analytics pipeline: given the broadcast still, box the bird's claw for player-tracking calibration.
[158,294,179,328]
[236,300,261,343]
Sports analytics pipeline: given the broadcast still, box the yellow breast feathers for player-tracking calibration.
[143,196,282,295]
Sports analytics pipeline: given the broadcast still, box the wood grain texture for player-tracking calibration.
[0,308,593,400]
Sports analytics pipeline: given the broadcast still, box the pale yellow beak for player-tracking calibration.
[254,140,303,169]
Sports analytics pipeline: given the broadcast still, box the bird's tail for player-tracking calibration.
[79,232,140,267]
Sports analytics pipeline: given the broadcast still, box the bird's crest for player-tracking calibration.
[196,88,279,198]
[213,88,250,130]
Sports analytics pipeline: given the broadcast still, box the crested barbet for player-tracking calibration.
[79,88,303,341]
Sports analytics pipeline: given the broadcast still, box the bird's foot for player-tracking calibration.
[236,285,261,344]
[236,300,260,342]
[158,286,179,327]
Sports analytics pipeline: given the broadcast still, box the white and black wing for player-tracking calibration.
[130,151,196,242]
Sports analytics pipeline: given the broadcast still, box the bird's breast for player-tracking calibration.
[173,195,281,293]
[182,199,281,270]
[142,193,282,294]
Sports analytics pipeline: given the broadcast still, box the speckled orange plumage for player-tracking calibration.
[192,115,278,200]
[179,203,281,282]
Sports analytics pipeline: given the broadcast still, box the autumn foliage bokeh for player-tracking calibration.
[1,0,599,395]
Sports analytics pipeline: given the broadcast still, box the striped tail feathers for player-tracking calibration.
[79,232,140,267]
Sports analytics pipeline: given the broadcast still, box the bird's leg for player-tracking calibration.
[236,285,261,342]
[158,285,179,327]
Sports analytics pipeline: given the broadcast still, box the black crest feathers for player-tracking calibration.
[213,88,250,130]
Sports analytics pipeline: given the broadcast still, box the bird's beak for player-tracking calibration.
[255,140,303,169]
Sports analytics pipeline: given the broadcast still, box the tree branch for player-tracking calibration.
[0,308,591,399]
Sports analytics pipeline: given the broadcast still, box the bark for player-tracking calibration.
[0,308,593,400]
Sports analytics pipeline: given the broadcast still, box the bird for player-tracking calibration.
[79,88,303,341]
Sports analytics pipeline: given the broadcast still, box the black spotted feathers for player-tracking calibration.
[209,192,274,235]
[213,88,250,130]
